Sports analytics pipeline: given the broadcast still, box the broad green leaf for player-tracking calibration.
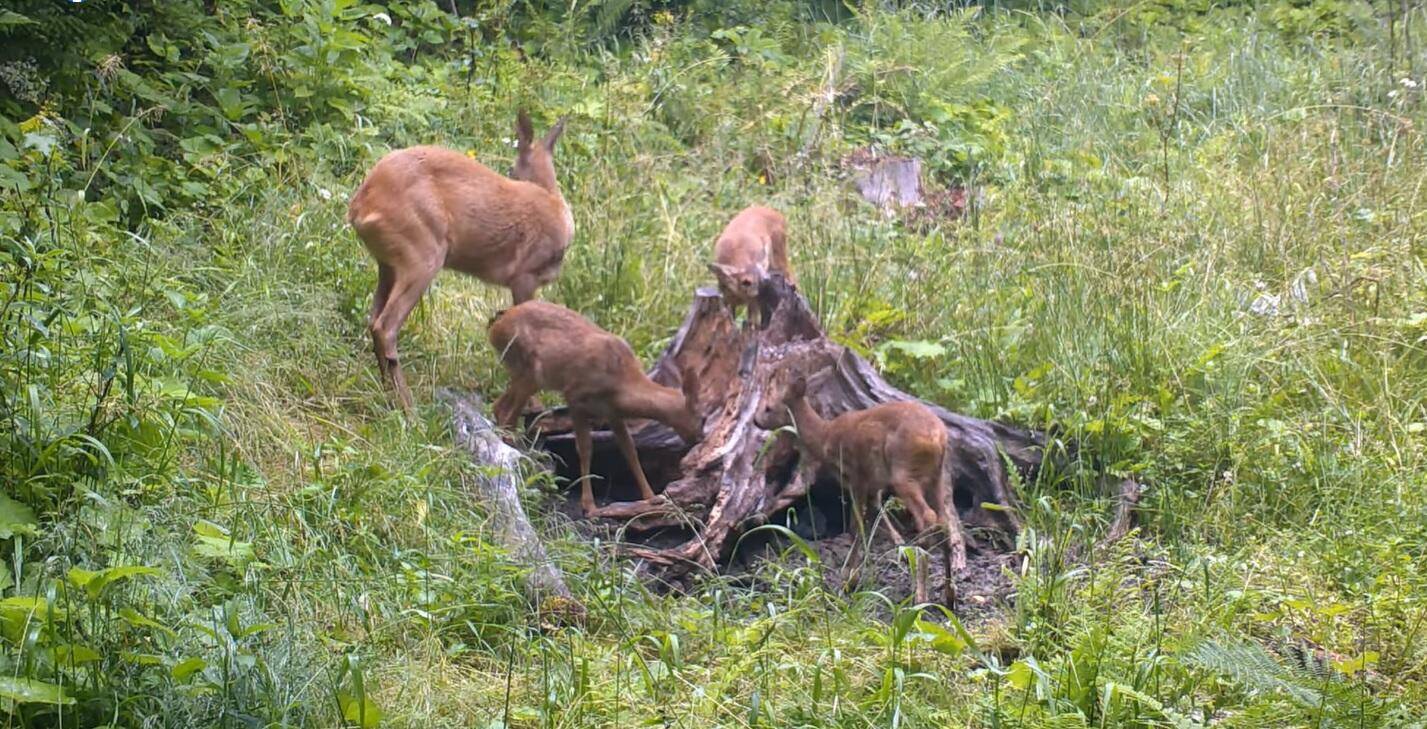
[0,10,38,28]
[70,564,162,600]
[0,493,37,538]
[171,656,207,682]
[0,163,30,192]
[120,651,165,666]
[51,643,103,665]
[119,607,177,638]
[339,693,384,728]
[0,596,65,621]
[193,521,255,566]
[1332,651,1379,677]
[913,618,967,656]
[1005,659,1034,691]
[0,676,75,705]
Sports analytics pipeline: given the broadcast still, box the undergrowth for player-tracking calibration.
[1,0,1425,726]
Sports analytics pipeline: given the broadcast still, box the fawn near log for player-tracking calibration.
[488,301,703,517]
[757,374,960,606]
[707,206,793,328]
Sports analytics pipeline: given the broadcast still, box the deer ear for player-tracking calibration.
[515,109,534,149]
[542,116,567,151]
[786,376,808,400]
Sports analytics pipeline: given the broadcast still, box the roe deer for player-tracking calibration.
[756,376,957,605]
[488,301,703,517]
[347,110,572,411]
[707,206,793,328]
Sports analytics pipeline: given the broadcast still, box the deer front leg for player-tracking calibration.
[573,412,597,517]
[509,275,539,306]
[612,419,658,503]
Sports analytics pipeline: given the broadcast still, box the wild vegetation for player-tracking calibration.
[2,0,1425,726]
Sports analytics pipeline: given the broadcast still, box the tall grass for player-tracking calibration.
[2,1,1425,726]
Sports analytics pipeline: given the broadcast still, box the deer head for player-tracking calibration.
[510,109,567,193]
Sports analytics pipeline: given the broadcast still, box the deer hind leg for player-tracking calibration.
[612,419,658,502]
[369,263,395,329]
[370,260,440,413]
[892,472,944,605]
[573,412,597,517]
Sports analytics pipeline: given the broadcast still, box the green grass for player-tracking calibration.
[3,1,1426,726]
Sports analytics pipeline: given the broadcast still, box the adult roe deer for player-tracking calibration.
[757,375,960,605]
[347,110,572,411]
[707,206,793,328]
[488,301,703,517]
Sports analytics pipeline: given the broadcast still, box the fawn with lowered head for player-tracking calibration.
[488,301,703,517]
[756,375,957,605]
[347,110,573,411]
[707,206,793,328]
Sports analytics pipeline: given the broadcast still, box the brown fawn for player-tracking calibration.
[757,375,956,605]
[707,206,793,328]
[347,110,573,411]
[488,301,703,517]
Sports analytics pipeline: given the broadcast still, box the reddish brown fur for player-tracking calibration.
[707,206,793,327]
[757,377,955,605]
[488,301,702,517]
[348,110,572,411]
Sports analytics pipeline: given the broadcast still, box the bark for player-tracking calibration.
[525,276,1045,579]
[441,389,584,622]
[853,156,924,209]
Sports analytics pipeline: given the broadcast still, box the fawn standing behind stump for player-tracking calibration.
[757,375,959,606]
[348,110,572,411]
[707,206,793,328]
[488,301,703,517]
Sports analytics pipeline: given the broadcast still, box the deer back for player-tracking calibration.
[349,145,573,288]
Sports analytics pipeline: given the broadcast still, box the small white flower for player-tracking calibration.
[1401,77,1419,89]
[373,12,392,25]
[317,187,333,201]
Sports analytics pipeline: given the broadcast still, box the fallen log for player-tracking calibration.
[441,389,584,623]
[523,276,1046,582]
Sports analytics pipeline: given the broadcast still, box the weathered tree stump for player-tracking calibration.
[521,277,1045,580]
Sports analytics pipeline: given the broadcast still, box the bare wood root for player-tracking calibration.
[441,389,584,624]
[1102,478,1145,546]
[526,277,1046,582]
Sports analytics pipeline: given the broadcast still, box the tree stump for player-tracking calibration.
[522,277,1045,582]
